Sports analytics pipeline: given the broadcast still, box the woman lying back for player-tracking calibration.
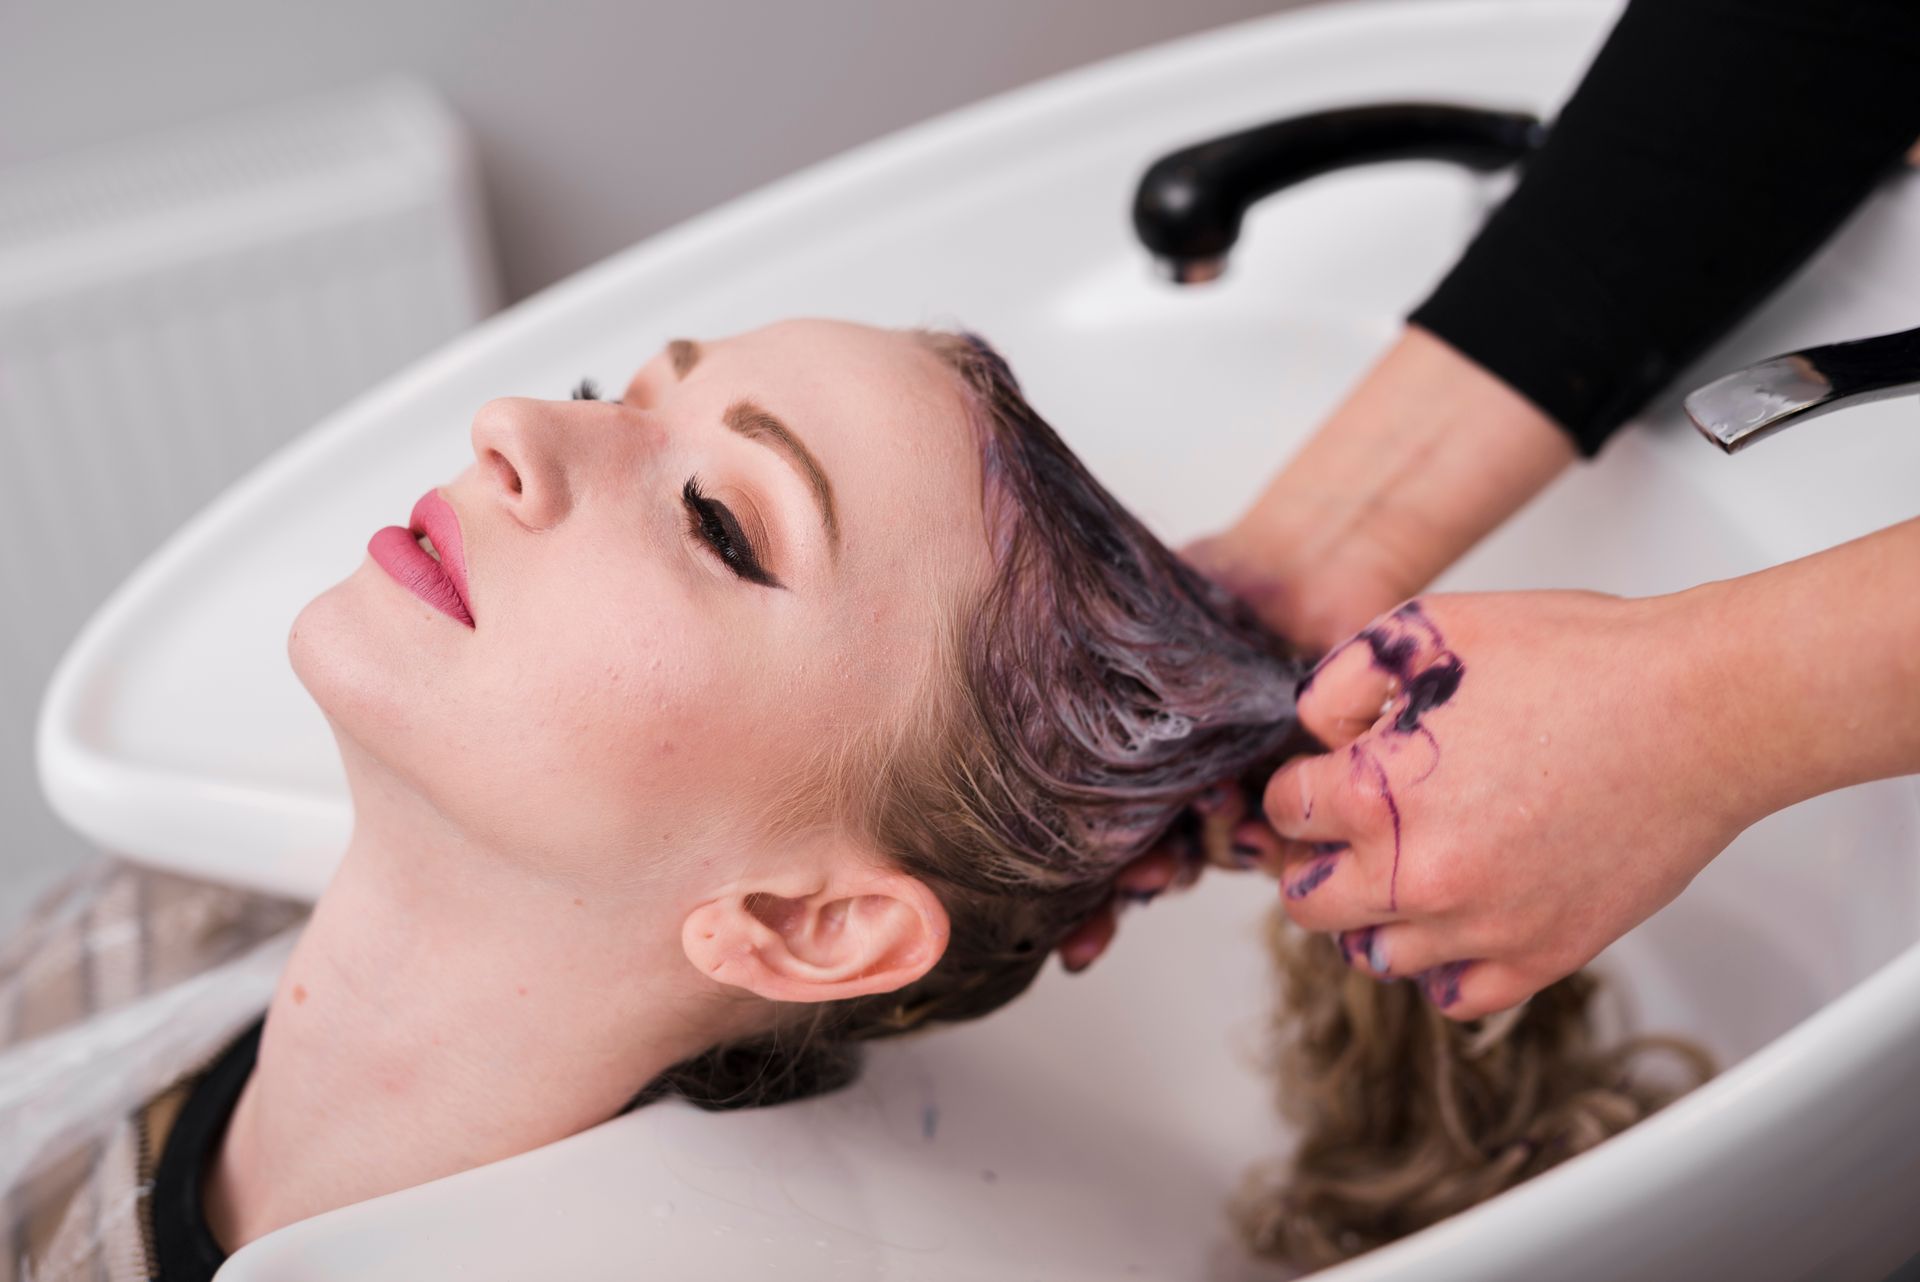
[6,319,1699,1280]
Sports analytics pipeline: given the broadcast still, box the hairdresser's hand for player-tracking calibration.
[1057,325,1574,974]
[1262,590,1771,1020]
[1056,779,1259,972]
[1196,325,1574,652]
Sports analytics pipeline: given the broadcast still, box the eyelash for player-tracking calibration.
[574,377,777,590]
[682,477,779,588]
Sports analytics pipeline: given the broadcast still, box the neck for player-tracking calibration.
[204,753,737,1252]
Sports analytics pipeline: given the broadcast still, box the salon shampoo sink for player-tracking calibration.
[36,2,1920,1278]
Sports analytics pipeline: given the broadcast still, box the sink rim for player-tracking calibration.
[30,0,1920,1277]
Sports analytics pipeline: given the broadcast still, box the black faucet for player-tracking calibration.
[1132,102,1547,283]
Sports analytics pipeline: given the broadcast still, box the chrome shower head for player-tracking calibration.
[1684,325,1920,453]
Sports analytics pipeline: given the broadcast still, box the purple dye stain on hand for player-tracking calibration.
[1350,743,1406,909]
[1364,628,1421,678]
[1295,648,1337,698]
[1284,850,1341,900]
[1359,603,1466,736]
[1393,655,1464,734]
[1419,960,1471,1009]
[1333,601,1468,911]
[1337,925,1376,968]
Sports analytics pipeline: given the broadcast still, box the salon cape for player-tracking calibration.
[0,860,303,1281]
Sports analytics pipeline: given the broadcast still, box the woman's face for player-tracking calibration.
[292,319,990,885]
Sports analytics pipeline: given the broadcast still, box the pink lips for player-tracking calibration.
[368,490,474,627]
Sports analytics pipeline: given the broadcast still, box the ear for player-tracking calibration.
[681,866,950,1004]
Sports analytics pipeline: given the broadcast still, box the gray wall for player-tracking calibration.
[0,0,1316,924]
[4,0,1312,304]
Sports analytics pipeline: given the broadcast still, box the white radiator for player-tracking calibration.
[0,80,498,923]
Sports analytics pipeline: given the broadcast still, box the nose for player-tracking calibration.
[469,397,581,530]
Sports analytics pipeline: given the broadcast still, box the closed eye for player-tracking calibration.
[682,477,782,589]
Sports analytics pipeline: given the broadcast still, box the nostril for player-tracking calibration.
[487,448,523,497]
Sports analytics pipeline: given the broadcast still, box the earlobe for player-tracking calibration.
[681,871,949,1004]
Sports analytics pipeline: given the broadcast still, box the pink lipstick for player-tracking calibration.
[369,490,474,627]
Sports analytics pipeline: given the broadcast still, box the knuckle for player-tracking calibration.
[1395,857,1456,915]
[1468,914,1523,959]
[1278,889,1330,932]
[1329,773,1386,834]
[1527,941,1585,990]
[1260,768,1300,824]
[1397,835,1482,915]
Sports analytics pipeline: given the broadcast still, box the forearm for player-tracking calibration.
[1411,0,1920,455]
[1680,515,1920,820]
[1223,324,1572,649]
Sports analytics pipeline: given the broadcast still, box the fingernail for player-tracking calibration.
[1338,926,1374,967]
[1367,931,1390,976]
[1283,853,1339,900]
[1230,841,1261,869]
[1420,961,1469,1008]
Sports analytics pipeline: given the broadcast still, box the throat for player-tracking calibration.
[201,835,720,1251]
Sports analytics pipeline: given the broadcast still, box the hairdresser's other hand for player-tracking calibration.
[1195,325,1574,652]
[1055,779,1258,973]
[1264,590,1765,1020]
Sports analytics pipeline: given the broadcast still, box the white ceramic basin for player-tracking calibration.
[36,1,1920,1278]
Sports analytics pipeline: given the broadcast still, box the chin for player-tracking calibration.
[290,560,456,762]
[289,561,578,861]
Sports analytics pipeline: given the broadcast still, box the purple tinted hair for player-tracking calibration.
[639,329,1307,1110]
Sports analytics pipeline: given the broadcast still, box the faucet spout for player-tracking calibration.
[1132,102,1545,284]
[1683,325,1920,453]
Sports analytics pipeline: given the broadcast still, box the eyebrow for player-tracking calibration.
[666,338,701,378]
[723,398,840,549]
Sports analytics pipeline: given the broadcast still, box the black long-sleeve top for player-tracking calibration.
[1408,0,1920,456]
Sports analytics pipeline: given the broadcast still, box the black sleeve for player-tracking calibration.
[1407,0,1920,456]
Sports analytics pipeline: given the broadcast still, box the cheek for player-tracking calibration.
[441,563,796,864]
[482,606,710,786]
[296,540,855,876]
[287,560,715,865]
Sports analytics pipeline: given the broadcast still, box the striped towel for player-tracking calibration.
[0,861,304,1281]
